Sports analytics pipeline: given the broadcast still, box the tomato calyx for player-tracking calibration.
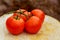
[17,10,25,14]
[14,10,25,14]
[14,10,28,17]
[14,15,20,20]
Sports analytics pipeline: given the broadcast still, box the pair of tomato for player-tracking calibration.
[6,9,45,35]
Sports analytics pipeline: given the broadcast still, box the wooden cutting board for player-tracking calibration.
[0,13,60,40]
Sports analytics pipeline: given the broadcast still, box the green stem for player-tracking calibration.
[14,15,20,20]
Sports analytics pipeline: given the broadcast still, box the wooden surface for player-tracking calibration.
[0,14,60,40]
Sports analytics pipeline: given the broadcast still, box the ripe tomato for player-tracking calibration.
[25,16,42,34]
[6,15,25,35]
[13,9,27,17]
[31,9,45,23]
[27,12,32,18]
[20,14,27,21]
[23,12,32,20]
[13,9,32,21]
[6,9,45,34]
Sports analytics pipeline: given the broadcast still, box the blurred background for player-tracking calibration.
[0,0,60,21]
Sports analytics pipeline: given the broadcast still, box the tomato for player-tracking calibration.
[20,14,27,21]
[27,12,32,18]
[6,15,25,35]
[25,16,42,34]
[13,9,27,16]
[31,9,45,23]
[13,9,32,21]
[6,9,45,34]
[23,12,32,20]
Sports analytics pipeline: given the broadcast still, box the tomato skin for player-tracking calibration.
[28,12,32,18]
[20,14,27,21]
[31,9,45,23]
[23,12,32,20]
[6,16,25,35]
[25,16,42,34]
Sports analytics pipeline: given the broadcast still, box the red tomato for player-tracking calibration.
[31,9,45,23]
[20,14,27,21]
[6,15,25,35]
[6,9,45,34]
[23,12,32,20]
[13,9,27,16]
[13,9,32,21]
[25,16,42,34]
[27,12,32,18]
